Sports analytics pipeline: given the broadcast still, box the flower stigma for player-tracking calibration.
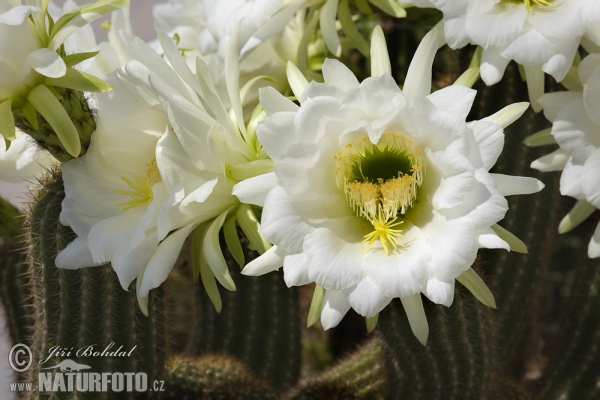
[114,159,162,211]
[335,133,424,255]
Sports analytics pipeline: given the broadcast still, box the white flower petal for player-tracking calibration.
[259,86,299,115]
[404,26,438,98]
[426,84,476,121]
[21,48,66,79]
[560,158,585,200]
[424,278,454,307]
[232,172,278,207]
[260,187,314,253]
[320,289,351,330]
[305,227,364,290]
[582,149,600,208]
[283,252,311,287]
[242,245,285,276]
[480,46,510,85]
[589,222,600,259]
[138,224,196,298]
[346,278,393,317]
[477,227,510,251]
[55,238,100,269]
[322,58,360,91]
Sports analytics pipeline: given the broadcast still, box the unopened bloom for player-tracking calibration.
[235,26,543,344]
[404,0,600,111]
[0,0,126,156]
[529,54,600,258]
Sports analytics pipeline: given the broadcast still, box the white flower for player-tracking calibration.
[140,23,275,312]
[0,132,55,210]
[58,23,271,314]
[530,54,600,258]
[56,29,181,313]
[235,26,543,344]
[404,0,600,111]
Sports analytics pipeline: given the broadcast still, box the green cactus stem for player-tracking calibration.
[163,354,277,399]
[378,283,496,400]
[286,336,397,400]
[25,169,168,399]
[189,238,301,393]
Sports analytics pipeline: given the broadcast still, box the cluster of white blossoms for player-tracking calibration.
[404,0,600,111]
[3,0,600,345]
[528,54,600,258]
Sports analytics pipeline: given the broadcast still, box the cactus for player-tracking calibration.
[163,354,277,399]
[15,87,95,162]
[535,215,600,400]
[0,197,32,347]
[188,239,301,393]
[286,336,398,400]
[378,282,495,399]
[24,169,169,399]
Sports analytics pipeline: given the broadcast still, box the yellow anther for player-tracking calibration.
[114,159,162,211]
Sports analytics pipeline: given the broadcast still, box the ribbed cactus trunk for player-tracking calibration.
[25,169,168,400]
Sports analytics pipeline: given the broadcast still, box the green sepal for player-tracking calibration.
[339,0,369,57]
[192,223,223,313]
[369,0,407,18]
[457,268,496,309]
[27,84,80,157]
[0,100,15,141]
[296,9,320,74]
[356,0,373,14]
[240,75,276,104]
[454,67,480,88]
[22,102,38,129]
[523,128,556,147]
[366,313,379,332]
[191,223,208,283]
[204,209,237,291]
[226,160,274,182]
[45,68,113,92]
[223,215,245,268]
[236,205,271,255]
[558,199,596,234]
[491,224,528,254]
[63,51,100,67]
[307,285,326,327]
[469,46,483,69]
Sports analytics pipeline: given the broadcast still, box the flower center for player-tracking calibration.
[335,133,424,255]
[114,159,162,211]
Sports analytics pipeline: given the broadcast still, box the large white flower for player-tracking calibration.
[404,0,600,111]
[529,54,600,258]
[56,27,189,313]
[235,26,543,344]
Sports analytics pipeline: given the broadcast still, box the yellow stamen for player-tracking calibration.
[361,210,405,256]
[114,159,162,211]
[523,0,552,11]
